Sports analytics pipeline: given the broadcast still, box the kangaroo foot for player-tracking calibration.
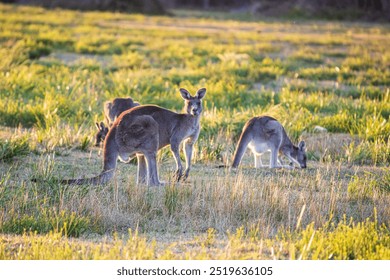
[283,165,295,169]
[174,169,183,182]
[181,168,190,181]
[270,165,283,169]
[148,180,166,187]
[158,180,166,186]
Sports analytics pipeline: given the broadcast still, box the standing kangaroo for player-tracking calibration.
[232,116,307,169]
[61,88,206,186]
[95,97,140,146]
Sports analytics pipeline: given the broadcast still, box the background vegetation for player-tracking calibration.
[0,3,389,259]
[3,0,390,20]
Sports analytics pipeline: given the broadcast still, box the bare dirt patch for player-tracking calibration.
[39,52,113,68]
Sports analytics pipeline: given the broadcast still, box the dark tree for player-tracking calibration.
[0,0,167,14]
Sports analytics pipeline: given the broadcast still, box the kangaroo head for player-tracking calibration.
[296,140,307,168]
[95,122,109,147]
[180,88,206,116]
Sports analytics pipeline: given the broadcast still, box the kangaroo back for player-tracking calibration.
[232,118,256,168]
[116,115,159,155]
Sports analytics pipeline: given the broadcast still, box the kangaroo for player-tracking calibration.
[94,122,109,147]
[59,88,206,186]
[232,116,307,169]
[104,97,140,127]
[95,97,140,146]
[60,115,160,185]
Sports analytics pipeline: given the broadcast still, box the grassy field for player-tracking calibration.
[0,3,389,260]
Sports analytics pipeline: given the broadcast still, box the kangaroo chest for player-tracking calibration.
[156,117,199,148]
[179,122,199,139]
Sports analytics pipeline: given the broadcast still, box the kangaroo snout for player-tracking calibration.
[191,109,200,116]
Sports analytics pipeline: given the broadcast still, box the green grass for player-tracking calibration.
[0,3,389,259]
[0,210,90,237]
[0,136,30,161]
[1,218,388,260]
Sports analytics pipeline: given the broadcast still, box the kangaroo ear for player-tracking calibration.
[179,88,192,100]
[95,122,100,130]
[195,88,206,99]
[100,122,105,129]
[298,141,306,151]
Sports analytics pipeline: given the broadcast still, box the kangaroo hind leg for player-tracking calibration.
[254,153,265,168]
[144,152,165,187]
[137,154,148,185]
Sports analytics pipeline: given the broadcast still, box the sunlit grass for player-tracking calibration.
[0,3,389,259]
[1,218,389,260]
[0,136,30,161]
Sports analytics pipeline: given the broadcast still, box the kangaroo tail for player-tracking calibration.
[33,126,120,186]
[64,126,119,185]
[60,168,115,185]
[31,168,115,186]
[231,119,254,168]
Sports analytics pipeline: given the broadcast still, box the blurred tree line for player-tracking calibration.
[0,0,166,14]
[1,0,389,19]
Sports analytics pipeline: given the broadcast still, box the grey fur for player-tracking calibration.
[94,122,108,147]
[232,116,307,169]
[64,88,206,186]
[104,97,140,127]
[95,97,140,146]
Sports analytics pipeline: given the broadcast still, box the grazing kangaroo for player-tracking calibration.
[232,116,307,169]
[60,88,206,186]
[95,97,140,146]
